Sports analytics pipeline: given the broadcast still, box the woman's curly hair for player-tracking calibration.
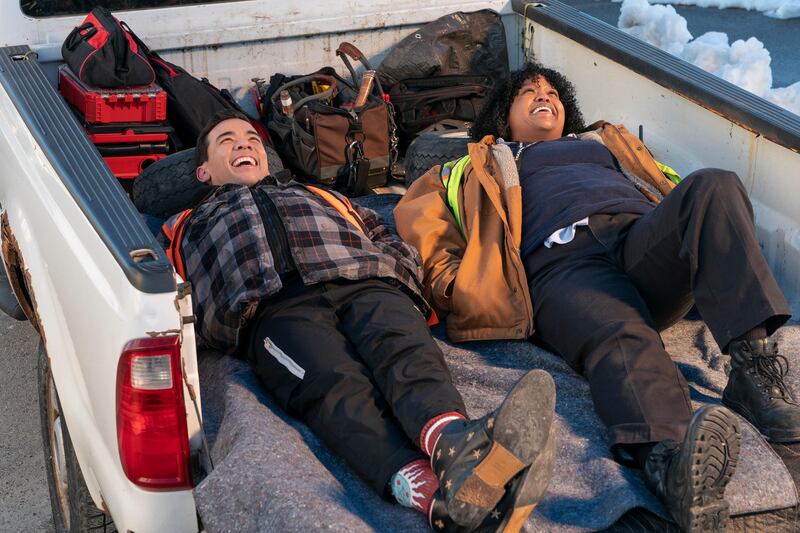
[469,62,586,140]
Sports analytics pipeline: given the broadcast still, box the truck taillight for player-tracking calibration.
[116,336,191,489]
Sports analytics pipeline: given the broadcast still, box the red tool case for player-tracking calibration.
[81,122,175,179]
[59,65,167,123]
[103,154,167,181]
[83,122,176,149]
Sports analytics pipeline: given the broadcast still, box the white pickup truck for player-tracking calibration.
[1,1,799,532]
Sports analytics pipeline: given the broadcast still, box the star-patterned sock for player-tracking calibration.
[390,459,439,514]
[419,411,466,456]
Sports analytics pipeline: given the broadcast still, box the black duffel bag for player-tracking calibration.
[378,9,509,148]
[61,7,155,88]
[388,75,490,144]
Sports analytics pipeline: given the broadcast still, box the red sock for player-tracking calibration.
[419,411,466,456]
[390,459,439,514]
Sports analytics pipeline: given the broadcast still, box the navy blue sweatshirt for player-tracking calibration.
[515,137,655,258]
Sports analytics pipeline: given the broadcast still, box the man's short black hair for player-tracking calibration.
[469,62,586,141]
[195,109,255,168]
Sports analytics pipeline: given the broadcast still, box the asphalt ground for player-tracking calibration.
[0,314,53,531]
[1,4,798,532]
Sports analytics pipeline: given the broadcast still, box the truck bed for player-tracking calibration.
[194,196,800,532]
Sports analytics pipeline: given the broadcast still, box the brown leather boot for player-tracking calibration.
[431,369,556,529]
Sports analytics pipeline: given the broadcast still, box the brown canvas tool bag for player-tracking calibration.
[263,43,395,196]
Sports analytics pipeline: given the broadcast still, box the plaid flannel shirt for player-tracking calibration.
[160,180,427,353]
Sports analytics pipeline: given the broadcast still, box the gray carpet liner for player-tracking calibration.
[194,320,800,532]
[193,193,799,531]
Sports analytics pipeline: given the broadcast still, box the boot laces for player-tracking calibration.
[750,343,795,402]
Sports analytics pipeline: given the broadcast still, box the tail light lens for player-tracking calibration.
[116,335,191,489]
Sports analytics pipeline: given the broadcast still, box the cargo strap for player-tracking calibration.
[440,155,471,237]
[162,186,369,279]
[162,208,194,281]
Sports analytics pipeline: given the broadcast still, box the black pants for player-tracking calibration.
[525,169,791,451]
[247,278,466,494]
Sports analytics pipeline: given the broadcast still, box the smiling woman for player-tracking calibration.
[469,62,586,142]
[508,77,567,143]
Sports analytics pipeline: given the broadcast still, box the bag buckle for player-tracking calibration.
[344,140,370,196]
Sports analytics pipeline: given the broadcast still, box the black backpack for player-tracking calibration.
[61,7,155,88]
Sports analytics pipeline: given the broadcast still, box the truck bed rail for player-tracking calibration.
[0,45,174,293]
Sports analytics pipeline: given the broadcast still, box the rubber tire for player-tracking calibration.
[132,146,284,219]
[38,344,117,533]
[403,131,472,187]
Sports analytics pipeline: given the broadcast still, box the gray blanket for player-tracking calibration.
[193,320,800,532]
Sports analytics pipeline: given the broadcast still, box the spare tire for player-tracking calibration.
[132,146,284,219]
[403,131,471,187]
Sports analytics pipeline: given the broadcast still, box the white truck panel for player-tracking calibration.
[2,1,510,65]
[0,80,197,531]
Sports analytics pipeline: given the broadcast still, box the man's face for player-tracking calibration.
[197,118,269,186]
[507,76,566,143]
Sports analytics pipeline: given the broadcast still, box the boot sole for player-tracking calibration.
[450,370,556,526]
[676,405,741,533]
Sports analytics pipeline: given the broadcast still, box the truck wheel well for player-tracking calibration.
[1,212,39,330]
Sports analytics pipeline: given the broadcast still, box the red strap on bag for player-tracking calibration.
[162,209,194,281]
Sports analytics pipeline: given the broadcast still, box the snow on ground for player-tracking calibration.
[614,0,800,19]
[618,0,800,115]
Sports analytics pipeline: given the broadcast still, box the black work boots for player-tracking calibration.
[643,405,741,533]
[430,369,556,531]
[723,338,800,442]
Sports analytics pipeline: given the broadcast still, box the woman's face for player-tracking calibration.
[507,75,566,143]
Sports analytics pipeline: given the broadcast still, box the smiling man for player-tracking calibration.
[160,109,558,532]
[396,62,800,532]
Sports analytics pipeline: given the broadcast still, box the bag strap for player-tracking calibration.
[303,185,369,235]
[63,22,96,51]
[336,42,385,96]
[162,209,194,280]
[270,74,338,114]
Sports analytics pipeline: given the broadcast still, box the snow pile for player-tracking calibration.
[618,0,800,115]
[617,0,692,54]
[613,0,800,19]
